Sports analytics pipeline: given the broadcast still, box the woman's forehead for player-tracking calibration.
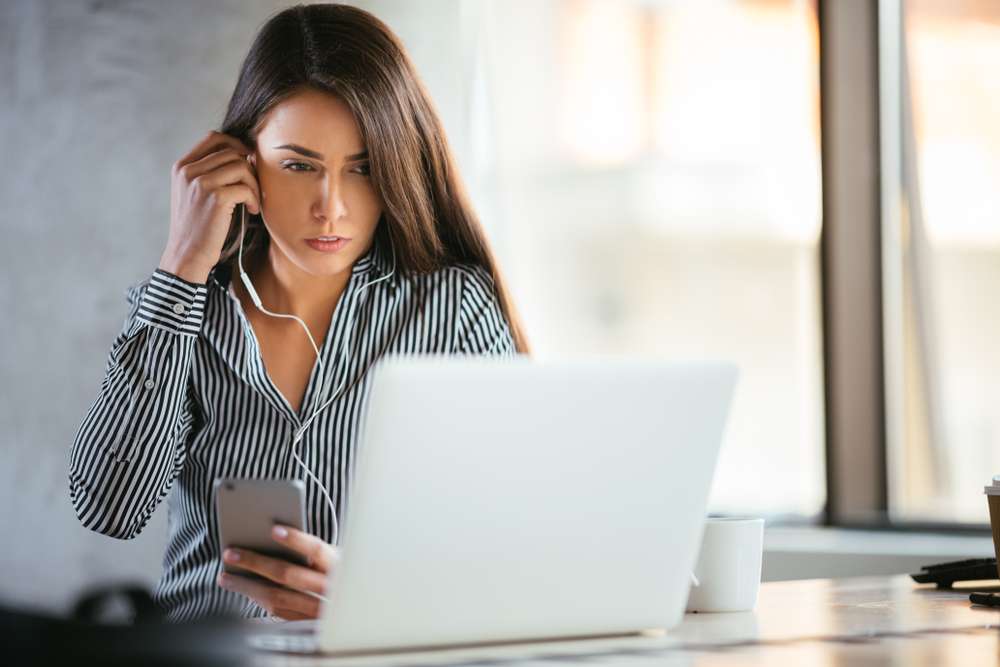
[256,88,365,159]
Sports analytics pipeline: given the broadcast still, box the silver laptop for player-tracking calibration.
[252,357,738,655]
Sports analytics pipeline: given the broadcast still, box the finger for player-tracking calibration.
[222,574,321,620]
[217,572,321,619]
[183,153,260,214]
[223,548,327,594]
[213,183,261,216]
[196,161,261,211]
[272,525,339,572]
[184,147,250,180]
[175,130,252,171]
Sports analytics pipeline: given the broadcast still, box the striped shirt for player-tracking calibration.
[69,240,515,621]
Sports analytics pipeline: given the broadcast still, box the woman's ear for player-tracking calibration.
[244,154,263,209]
[246,154,261,197]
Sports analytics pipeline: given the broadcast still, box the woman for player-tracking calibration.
[69,3,528,622]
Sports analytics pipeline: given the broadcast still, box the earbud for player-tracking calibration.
[246,153,264,206]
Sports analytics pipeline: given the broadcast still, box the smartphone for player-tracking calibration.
[214,478,308,577]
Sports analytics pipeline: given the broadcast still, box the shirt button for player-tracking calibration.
[172,302,187,315]
[144,379,156,390]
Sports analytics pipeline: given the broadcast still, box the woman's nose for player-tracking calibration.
[316,178,348,221]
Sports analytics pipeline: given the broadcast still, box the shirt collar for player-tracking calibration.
[351,238,394,278]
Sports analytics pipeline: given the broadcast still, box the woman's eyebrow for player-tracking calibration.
[273,144,368,161]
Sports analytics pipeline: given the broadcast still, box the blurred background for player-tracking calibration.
[1,0,998,614]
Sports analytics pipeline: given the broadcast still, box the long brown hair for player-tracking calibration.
[217,3,530,354]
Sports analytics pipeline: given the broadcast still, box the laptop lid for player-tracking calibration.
[318,357,738,653]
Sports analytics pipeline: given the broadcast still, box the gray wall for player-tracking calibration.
[0,0,474,614]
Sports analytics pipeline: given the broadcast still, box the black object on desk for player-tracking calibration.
[1,584,249,667]
[970,592,1000,608]
[910,557,998,589]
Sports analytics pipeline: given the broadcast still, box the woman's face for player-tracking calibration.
[250,87,381,278]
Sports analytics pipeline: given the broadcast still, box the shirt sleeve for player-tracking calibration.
[68,268,206,540]
[453,265,517,357]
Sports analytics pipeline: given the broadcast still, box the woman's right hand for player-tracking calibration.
[158,130,262,285]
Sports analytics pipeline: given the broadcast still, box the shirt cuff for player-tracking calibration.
[135,269,208,336]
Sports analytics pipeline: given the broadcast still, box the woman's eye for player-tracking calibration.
[283,161,314,172]
[352,163,371,176]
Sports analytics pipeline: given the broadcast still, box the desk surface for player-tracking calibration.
[252,576,1000,666]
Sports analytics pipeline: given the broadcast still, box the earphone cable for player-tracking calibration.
[238,203,395,544]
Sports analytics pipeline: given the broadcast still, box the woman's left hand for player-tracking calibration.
[217,524,339,620]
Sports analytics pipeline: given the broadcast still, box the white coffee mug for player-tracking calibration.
[686,517,764,613]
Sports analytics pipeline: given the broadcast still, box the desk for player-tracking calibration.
[252,576,1000,666]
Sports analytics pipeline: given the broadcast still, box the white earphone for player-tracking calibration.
[237,199,396,544]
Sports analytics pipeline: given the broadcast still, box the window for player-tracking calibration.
[470,0,824,517]
[886,0,1000,524]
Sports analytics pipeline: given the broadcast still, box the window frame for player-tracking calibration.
[818,0,991,533]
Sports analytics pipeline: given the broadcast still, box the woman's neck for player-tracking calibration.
[248,245,351,320]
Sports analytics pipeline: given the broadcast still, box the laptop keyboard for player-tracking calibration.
[247,631,319,653]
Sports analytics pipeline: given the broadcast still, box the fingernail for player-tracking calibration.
[273,525,288,540]
[224,549,240,562]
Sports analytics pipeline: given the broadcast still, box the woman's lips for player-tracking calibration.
[305,237,351,253]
